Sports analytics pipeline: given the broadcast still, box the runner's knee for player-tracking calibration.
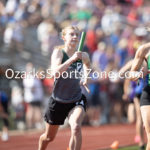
[71,123,81,135]
[40,133,55,143]
[144,124,150,139]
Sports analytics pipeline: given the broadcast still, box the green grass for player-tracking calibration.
[100,145,142,150]
[118,145,139,150]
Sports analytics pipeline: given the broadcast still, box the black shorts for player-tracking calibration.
[44,94,87,125]
[140,86,150,106]
[135,93,141,99]
[1,100,9,114]
[30,101,41,107]
[0,100,9,127]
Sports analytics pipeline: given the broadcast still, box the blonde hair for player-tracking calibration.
[62,25,80,37]
[55,25,80,50]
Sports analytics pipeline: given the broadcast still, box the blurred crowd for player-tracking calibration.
[0,0,150,132]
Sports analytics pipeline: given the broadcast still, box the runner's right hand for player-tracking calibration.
[70,52,82,62]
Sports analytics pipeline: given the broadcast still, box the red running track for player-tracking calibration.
[0,124,146,150]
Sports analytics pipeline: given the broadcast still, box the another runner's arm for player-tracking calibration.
[130,44,150,81]
[119,60,133,75]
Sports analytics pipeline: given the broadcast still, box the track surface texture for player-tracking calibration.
[0,124,146,150]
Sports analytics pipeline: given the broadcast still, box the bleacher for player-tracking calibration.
[0,26,50,71]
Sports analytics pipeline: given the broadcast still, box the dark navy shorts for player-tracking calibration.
[0,100,9,127]
[44,94,87,125]
[140,86,150,106]
[135,93,142,99]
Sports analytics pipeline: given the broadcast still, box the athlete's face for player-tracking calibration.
[63,29,79,47]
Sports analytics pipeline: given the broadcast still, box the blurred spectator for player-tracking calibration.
[116,38,128,67]
[91,42,110,125]
[11,80,25,130]
[101,7,121,35]
[92,42,108,71]
[3,23,14,47]
[37,18,60,56]
[5,0,18,15]
[0,91,9,141]
[3,21,24,52]
[23,63,44,129]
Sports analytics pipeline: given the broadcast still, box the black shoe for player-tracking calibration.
[139,145,145,150]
